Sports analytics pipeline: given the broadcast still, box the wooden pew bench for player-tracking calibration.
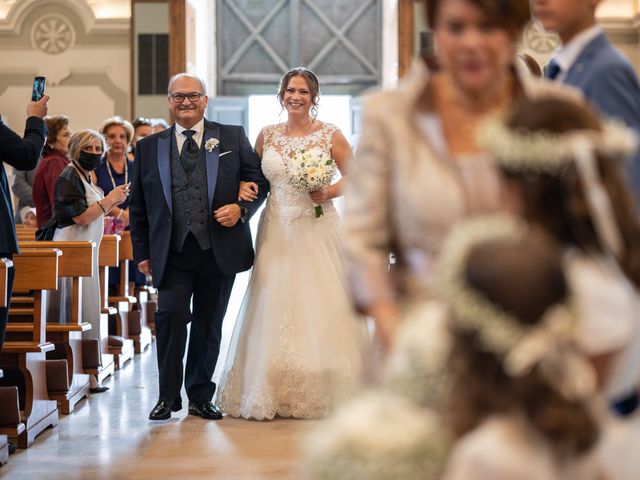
[0,259,9,465]
[14,226,35,242]
[0,249,59,448]
[18,241,96,414]
[99,235,133,370]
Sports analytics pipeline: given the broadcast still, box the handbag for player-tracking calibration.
[35,218,57,241]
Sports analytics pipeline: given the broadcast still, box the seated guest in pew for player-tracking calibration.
[150,118,169,134]
[128,117,154,161]
[20,206,38,228]
[96,116,146,290]
[51,129,129,392]
[0,94,48,350]
[96,116,134,228]
[32,115,71,228]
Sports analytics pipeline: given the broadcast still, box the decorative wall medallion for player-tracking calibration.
[31,14,75,54]
[523,21,559,54]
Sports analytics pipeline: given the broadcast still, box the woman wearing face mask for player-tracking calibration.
[52,129,128,392]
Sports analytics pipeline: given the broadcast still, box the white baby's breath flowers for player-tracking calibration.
[436,215,529,354]
[479,117,637,175]
[383,301,452,408]
[303,391,451,480]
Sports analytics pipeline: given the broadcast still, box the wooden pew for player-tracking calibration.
[18,241,95,414]
[0,249,59,448]
[0,259,9,465]
[108,231,152,354]
[99,235,133,370]
[14,226,35,242]
[0,375,7,466]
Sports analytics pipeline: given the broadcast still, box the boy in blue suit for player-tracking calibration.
[532,0,640,204]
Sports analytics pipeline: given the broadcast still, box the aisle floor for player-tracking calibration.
[1,344,315,479]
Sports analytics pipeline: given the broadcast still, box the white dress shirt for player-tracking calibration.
[174,118,205,154]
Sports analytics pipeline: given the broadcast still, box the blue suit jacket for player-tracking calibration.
[0,116,45,256]
[561,32,640,203]
[128,119,269,287]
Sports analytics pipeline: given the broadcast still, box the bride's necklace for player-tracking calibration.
[106,157,128,188]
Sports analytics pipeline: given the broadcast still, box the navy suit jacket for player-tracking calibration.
[0,116,46,256]
[561,32,640,203]
[129,119,269,287]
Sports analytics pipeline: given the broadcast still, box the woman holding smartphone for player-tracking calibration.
[52,129,128,392]
[95,116,134,227]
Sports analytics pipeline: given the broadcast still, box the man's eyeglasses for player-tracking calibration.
[169,92,205,103]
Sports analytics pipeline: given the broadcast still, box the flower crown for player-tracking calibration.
[437,216,596,401]
[437,216,530,354]
[478,117,637,175]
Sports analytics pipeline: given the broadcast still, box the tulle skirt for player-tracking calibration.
[216,205,367,420]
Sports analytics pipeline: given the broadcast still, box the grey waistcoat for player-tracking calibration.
[169,134,211,252]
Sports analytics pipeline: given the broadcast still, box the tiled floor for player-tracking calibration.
[1,343,316,479]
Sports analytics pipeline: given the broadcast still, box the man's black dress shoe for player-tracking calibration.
[89,385,109,394]
[172,397,182,412]
[188,400,223,420]
[149,400,173,420]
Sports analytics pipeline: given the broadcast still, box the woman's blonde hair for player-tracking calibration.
[68,129,106,162]
[99,116,135,144]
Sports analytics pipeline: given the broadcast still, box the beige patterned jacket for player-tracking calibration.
[344,59,582,311]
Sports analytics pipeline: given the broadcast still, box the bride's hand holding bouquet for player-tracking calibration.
[286,147,337,218]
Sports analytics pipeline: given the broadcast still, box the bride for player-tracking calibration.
[216,68,366,420]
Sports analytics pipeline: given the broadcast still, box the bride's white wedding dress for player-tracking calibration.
[216,122,366,420]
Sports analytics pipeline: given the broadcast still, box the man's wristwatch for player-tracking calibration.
[237,203,248,223]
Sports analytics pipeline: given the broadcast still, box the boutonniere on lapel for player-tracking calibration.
[205,138,220,152]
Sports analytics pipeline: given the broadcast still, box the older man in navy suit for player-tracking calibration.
[0,96,48,351]
[129,73,268,421]
[532,0,640,204]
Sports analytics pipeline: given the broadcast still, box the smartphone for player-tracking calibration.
[31,76,46,101]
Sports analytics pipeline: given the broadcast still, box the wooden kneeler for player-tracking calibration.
[99,235,134,370]
[19,241,96,414]
[109,231,152,354]
[0,249,59,448]
[0,259,10,465]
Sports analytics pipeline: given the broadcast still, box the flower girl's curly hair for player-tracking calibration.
[446,231,600,458]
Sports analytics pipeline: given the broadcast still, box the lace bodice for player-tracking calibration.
[261,122,339,222]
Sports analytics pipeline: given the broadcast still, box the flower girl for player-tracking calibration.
[483,97,640,415]
[439,217,601,480]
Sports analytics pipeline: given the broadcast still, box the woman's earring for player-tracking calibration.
[311,104,319,119]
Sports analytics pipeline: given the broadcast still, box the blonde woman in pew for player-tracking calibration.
[49,129,128,392]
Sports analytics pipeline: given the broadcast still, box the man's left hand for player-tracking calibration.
[214,204,241,227]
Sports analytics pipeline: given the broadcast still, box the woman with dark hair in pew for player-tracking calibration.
[32,115,72,228]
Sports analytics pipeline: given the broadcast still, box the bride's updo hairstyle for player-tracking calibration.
[498,98,640,288]
[277,67,321,118]
[445,228,600,457]
[426,0,530,37]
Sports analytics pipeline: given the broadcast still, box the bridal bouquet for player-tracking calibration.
[286,148,337,218]
[303,391,451,480]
